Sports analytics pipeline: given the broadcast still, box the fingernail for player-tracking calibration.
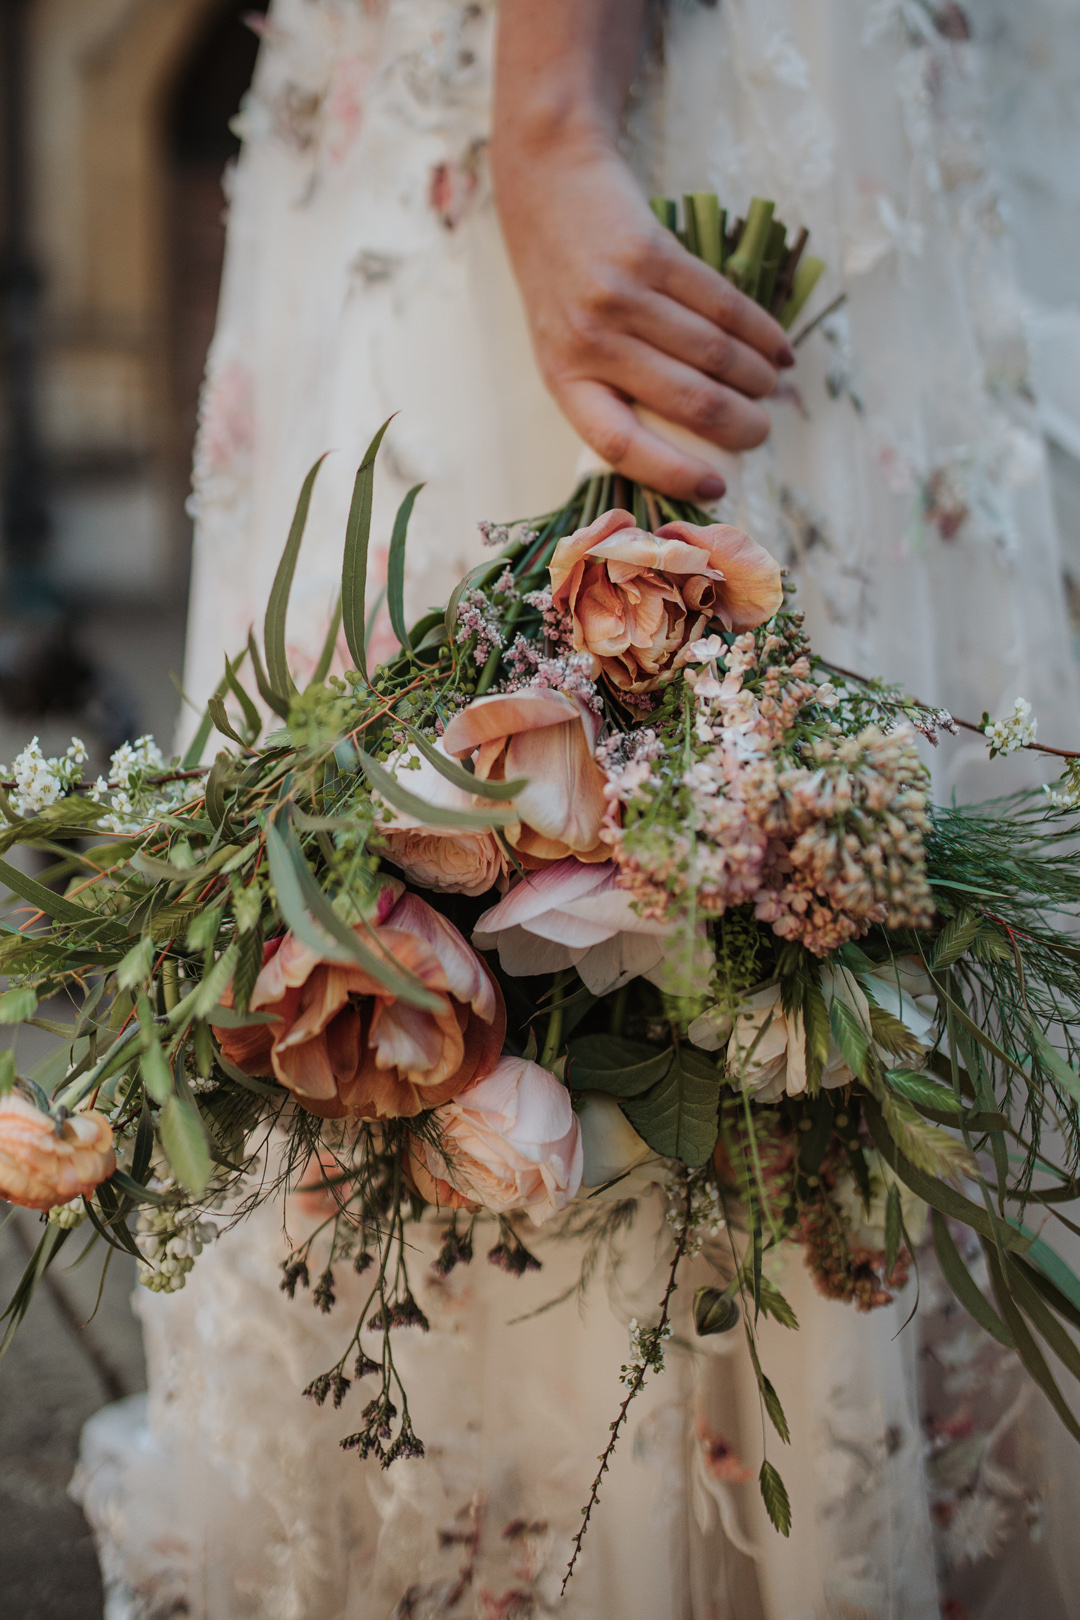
[696,475,726,500]
[778,342,797,368]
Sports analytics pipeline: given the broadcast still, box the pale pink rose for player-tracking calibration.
[549,508,783,694]
[410,1057,583,1226]
[0,1093,115,1210]
[376,742,510,897]
[473,858,668,994]
[441,688,610,867]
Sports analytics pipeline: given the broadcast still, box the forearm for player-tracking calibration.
[491,0,646,162]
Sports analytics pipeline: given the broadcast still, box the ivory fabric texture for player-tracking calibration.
[73,2,1080,1616]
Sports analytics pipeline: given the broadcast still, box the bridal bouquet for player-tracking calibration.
[3,420,1080,1557]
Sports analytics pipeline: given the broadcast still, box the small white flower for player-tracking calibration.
[984,698,1036,757]
[686,635,726,664]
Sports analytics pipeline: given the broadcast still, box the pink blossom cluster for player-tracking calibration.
[604,626,933,953]
[454,588,505,664]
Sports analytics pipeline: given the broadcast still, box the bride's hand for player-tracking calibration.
[492,7,796,503]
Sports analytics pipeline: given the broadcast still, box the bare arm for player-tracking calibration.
[491,0,795,501]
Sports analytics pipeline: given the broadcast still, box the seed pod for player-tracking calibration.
[693,1284,740,1336]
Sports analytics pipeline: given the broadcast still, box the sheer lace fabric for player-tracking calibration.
[74,1,1080,1616]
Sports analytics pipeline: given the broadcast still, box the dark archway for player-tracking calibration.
[164,1,267,584]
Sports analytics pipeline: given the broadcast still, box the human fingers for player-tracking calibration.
[555,377,728,504]
[625,289,780,399]
[655,246,796,369]
[590,334,772,453]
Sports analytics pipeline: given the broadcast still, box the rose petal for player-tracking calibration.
[549,509,637,604]
[655,520,782,631]
[442,688,582,758]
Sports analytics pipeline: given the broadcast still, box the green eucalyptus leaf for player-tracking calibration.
[264,454,327,700]
[404,727,528,802]
[159,1092,212,1196]
[386,483,423,653]
[342,419,393,678]
[0,985,38,1025]
[360,748,518,829]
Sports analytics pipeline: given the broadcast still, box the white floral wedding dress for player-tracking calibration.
[73,2,1080,1617]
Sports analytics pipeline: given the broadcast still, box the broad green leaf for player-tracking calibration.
[264,455,327,700]
[360,748,518,829]
[759,1460,791,1536]
[931,1210,1012,1347]
[159,1093,212,1196]
[404,726,528,802]
[386,483,423,652]
[931,913,981,970]
[0,1050,14,1095]
[208,694,248,749]
[342,419,393,678]
[189,944,240,1022]
[567,1035,673,1097]
[116,935,154,991]
[140,1040,174,1104]
[884,1066,966,1115]
[620,1045,721,1166]
[1020,1233,1080,1319]
[0,985,38,1024]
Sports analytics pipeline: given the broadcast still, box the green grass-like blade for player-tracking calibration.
[342,419,394,678]
[386,483,423,653]
[264,454,327,701]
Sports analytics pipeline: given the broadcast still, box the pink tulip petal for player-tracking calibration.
[522,908,614,948]
[481,925,584,978]
[474,859,607,933]
[505,723,607,855]
[576,934,666,997]
[385,892,497,1023]
[442,688,582,758]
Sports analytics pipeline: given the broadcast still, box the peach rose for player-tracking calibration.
[410,1056,583,1225]
[0,1093,115,1210]
[215,891,505,1121]
[549,508,783,694]
[473,857,668,994]
[441,688,609,867]
[376,742,510,898]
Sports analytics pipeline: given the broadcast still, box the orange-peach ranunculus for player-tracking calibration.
[549,507,783,694]
[0,1093,115,1210]
[409,1056,583,1225]
[441,688,609,867]
[215,891,505,1121]
[376,742,510,898]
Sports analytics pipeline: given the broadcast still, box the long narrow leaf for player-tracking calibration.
[342,419,394,678]
[360,749,518,829]
[405,726,527,802]
[386,484,423,652]
[247,630,291,721]
[931,1210,1013,1347]
[224,651,262,740]
[265,816,442,1010]
[264,455,327,700]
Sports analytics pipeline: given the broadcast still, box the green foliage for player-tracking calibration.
[759,1460,792,1536]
